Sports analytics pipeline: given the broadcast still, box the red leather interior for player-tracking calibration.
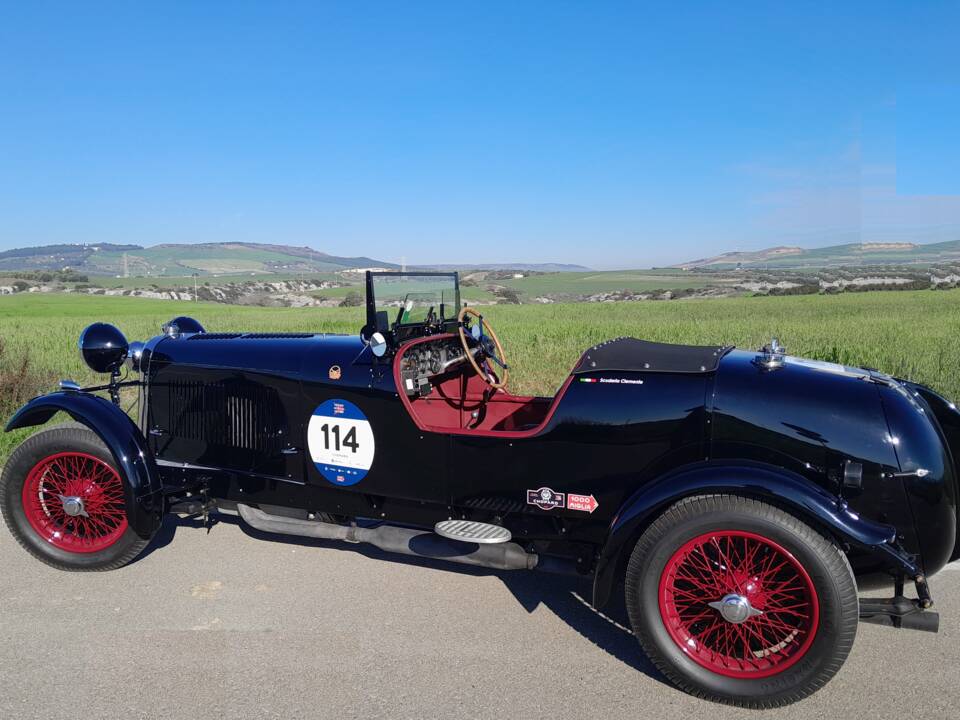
[394,334,572,438]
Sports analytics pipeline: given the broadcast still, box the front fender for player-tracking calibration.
[6,392,163,537]
[591,462,915,609]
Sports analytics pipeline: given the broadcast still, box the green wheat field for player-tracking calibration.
[2,290,960,465]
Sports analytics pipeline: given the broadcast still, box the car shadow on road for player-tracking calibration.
[498,570,666,684]
[133,512,206,562]
[141,513,668,687]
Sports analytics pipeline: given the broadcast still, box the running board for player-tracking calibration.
[236,504,538,572]
[859,596,939,633]
[435,519,511,544]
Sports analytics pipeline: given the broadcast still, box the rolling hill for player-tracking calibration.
[424,262,590,272]
[0,242,592,277]
[673,240,960,270]
[0,242,398,276]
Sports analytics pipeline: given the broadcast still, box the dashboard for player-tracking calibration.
[399,338,468,397]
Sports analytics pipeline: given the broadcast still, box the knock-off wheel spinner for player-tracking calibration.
[708,593,764,624]
[58,494,90,518]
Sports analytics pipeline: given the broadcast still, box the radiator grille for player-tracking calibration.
[164,378,287,453]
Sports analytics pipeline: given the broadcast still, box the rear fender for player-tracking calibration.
[899,381,960,563]
[592,462,914,609]
[5,391,163,537]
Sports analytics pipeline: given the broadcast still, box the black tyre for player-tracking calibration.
[625,494,858,708]
[1,422,153,571]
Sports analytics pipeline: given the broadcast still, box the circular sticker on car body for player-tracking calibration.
[307,399,375,486]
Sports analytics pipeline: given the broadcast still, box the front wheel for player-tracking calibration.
[625,494,859,708]
[1,423,153,571]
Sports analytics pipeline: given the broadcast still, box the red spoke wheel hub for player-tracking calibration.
[659,530,819,679]
[21,452,128,553]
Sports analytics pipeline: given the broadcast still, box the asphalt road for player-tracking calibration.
[1,515,957,720]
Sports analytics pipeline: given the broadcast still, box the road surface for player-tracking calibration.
[1,515,957,719]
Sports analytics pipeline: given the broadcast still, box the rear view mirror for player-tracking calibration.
[370,332,388,357]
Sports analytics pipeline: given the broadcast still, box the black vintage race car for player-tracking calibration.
[1,271,956,706]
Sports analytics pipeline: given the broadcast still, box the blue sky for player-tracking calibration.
[1,2,957,268]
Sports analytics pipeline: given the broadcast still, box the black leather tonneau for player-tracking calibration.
[572,337,733,374]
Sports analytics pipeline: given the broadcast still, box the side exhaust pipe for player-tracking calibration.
[237,504,540,572]
[859,596,940,633]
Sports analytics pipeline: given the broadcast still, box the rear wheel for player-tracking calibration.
[625,494,858,707]
[1,423,152,571]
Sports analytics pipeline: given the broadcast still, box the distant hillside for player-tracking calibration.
[0,243,142,272]
[0,242,400,276]
[0,241,592,277]
[420,262,591,272]
[673,240,960,270]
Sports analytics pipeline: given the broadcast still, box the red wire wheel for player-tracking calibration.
[658,530,820,679]
[21,452,128,553]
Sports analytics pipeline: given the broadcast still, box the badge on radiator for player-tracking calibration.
[308,399,375,486]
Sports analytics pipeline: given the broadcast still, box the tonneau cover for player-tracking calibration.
[572,337,733,375]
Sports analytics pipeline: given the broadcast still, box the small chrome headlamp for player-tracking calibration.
[126,341,146,372]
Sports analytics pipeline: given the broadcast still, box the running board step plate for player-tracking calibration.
[434,519,511,544]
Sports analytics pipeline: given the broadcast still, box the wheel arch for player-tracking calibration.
[6,392,163,538]
[591,461,911,610]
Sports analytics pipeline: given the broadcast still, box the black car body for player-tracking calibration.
[3,271,957,707]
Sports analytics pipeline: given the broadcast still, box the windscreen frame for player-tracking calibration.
[364,271,461,338]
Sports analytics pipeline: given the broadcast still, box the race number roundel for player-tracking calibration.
[308,399,375,486]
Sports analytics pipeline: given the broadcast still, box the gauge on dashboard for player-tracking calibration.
[399,339,466,397]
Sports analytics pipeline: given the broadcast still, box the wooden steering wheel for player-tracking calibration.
[457,306,509,390]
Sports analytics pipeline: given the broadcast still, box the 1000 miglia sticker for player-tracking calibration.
[308,399,375,486]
